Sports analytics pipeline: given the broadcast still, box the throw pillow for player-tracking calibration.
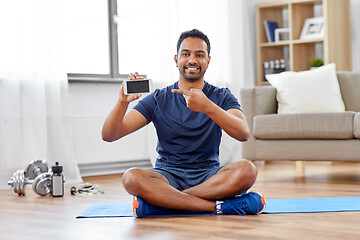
[266,63,345,114]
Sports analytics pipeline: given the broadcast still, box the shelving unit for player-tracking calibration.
[256,0,351,85]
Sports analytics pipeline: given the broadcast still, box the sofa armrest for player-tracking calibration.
[240,86,277,159]
[240,86,277,117]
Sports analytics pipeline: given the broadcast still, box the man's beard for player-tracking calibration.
[179,66,206,82]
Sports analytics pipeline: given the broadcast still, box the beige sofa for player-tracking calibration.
[240,72,360,170]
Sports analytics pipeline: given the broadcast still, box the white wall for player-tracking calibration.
[350,0,360,71]
[68,82,150,165]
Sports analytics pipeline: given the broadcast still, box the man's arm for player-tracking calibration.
[102,75,148,142]
[172,88,249,142]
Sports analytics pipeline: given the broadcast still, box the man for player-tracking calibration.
[102,29,265,218]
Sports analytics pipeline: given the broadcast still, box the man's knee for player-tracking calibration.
[122,167,144,194]
[231,160,258,188]
[240,160,258,183]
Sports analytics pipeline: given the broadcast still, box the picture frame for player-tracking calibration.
[300,17,325,40]
[275,28,290,42]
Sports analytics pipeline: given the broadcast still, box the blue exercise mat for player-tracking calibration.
[263,197,360,214]
[77,203,133,218]
[76,197,360,218]
[76,203,210,218]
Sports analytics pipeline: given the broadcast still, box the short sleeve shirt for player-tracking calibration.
[133,81,241,169]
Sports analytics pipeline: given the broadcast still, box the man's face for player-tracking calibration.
[174,37,211,82]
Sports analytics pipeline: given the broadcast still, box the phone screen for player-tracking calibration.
[126,79,150,94]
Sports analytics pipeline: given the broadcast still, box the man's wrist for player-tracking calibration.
[119,98,130,106]
[204,100,216,115]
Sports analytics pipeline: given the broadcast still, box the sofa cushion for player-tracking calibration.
[265,63,345,114]
[337,72,360,112]
[253,112,355,140]
[355,112,360,139]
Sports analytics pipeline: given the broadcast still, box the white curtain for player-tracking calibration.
[0,0,82,189]
[136,0,255,166]
[144,0,255,88]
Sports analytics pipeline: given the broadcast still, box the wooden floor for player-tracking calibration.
[1,161,360,240]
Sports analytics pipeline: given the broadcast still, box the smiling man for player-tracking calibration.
[102,29,265,217]
[176,36,208,82]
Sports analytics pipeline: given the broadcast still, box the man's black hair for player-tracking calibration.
[176,29,211,55]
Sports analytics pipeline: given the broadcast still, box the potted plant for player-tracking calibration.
[310,59,324,70]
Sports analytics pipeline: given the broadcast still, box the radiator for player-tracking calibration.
[78,159,153,177]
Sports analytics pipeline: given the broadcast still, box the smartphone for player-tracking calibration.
[123,79,152,95]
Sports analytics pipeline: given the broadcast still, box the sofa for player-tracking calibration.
[240,69,360,173]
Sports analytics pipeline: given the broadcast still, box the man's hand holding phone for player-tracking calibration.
[120,72,146,103]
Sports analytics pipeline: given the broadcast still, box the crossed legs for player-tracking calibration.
[121,160,258,212]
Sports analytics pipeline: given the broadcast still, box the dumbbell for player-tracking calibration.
[26,159,52,196]
[8,159,51,196]
[32,172,52,196]
[7,170,27,196]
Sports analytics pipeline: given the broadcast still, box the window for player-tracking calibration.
[64,0,141,82]
[116,0,149,75]
[62,0,111,80]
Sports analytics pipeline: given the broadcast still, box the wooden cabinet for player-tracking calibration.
[256,0,351,85]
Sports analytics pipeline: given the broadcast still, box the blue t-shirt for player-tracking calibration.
[133,81,241,170]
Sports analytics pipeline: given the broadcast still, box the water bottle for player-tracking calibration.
[51,162,64,197]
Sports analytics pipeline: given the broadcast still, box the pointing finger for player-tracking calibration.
[172,89,191,95]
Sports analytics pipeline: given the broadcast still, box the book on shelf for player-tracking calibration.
[264,20,279,42]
